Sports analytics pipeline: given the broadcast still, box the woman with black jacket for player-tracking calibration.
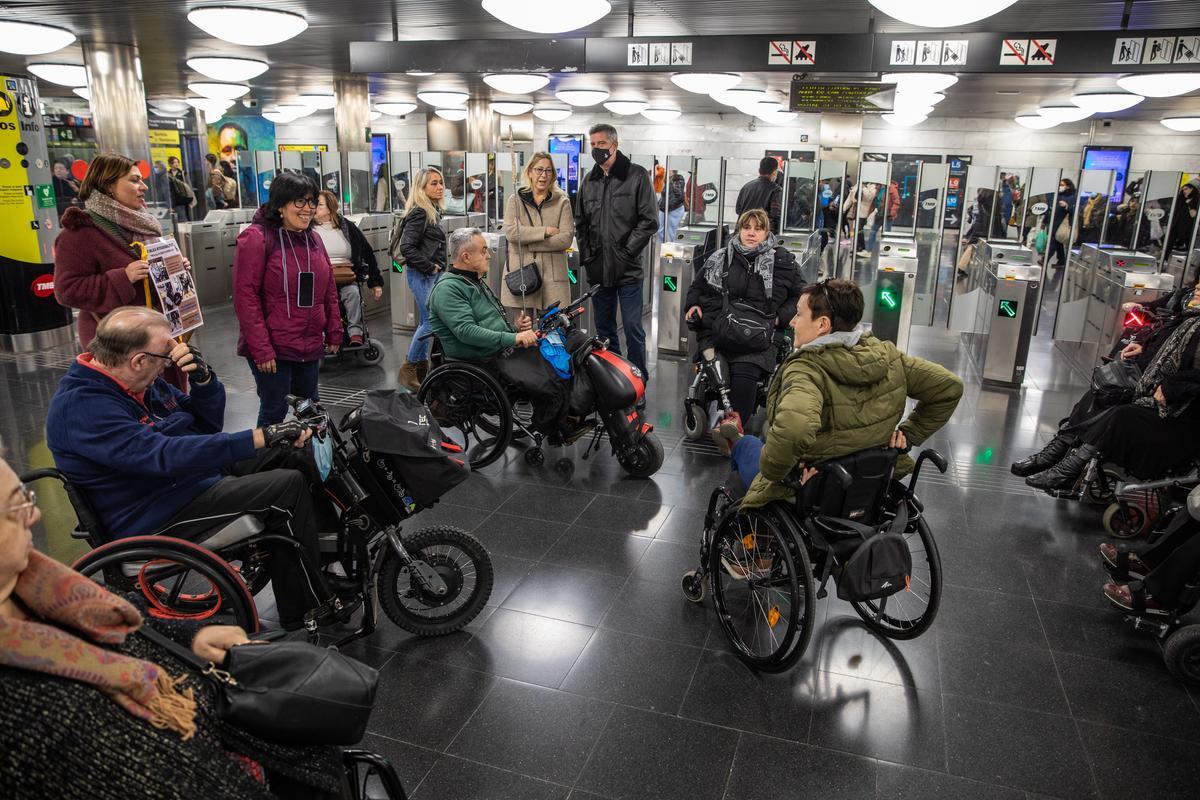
[1046,178,1077,267]
[394,167,447,391]
[684,209,800,433]
[313,190,384,346]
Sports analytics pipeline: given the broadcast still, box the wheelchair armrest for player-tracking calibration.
[21,468,107,545]
[19,467,65,485]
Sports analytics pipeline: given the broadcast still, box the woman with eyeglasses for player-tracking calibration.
[234,172,342,425]
[501,152,575,317]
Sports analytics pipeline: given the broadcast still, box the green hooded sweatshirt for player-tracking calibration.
[427,269,517,360]
[742,329,964,509]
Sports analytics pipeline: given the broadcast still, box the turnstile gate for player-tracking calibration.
[965,261,1042,387]
[869,236,919,352]
[656,226,722,356]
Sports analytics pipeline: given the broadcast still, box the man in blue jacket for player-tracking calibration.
[46,306,336,630]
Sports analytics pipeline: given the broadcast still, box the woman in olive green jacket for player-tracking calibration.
[501,152,575,314]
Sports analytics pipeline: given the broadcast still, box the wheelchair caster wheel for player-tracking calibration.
[681,570,705,603]
[524,447,545,466]
[1164,625,1200,685]
[1103,502,1150,539]
[683,405,705,441]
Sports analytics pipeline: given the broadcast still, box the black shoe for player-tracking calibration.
[1010,434,1074,477]
[1025,444,1097,491]
[324,573,362,599]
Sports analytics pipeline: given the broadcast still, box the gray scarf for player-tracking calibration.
[702,234,778,295]
[1135,314,1200,418]
[84,191,163,239]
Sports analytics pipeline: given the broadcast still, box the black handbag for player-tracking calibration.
[140,624,379,746]
[713,298,774,355]
[1091,358,1142,405]
[505,261,543,297]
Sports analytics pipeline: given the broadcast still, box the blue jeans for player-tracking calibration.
[406,268,439,362]
[592,281,647,379]
[247,358,321,426]
[658,206,684,242]
[730,435,764,489]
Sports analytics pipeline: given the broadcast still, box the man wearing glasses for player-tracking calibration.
[45,306,344,631]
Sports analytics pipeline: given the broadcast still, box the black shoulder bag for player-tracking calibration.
[711,254,774,355]
[504,145,543,302]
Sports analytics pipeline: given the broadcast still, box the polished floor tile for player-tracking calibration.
[723,734,878,800]
[446,607,595,688]
[500,562,625,626]
[561,628,703,712]
[541,526,654,578]
[677,649,815,741]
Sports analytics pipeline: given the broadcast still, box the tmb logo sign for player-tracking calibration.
[30,274,55,298]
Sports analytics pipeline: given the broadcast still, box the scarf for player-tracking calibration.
[85,191,164,240]
[0,550,196,739]
[702,234,778,296]
[1135,314,1200,418]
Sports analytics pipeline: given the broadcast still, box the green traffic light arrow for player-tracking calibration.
[879,289,897,309]
[999,300,1016,318]
[664,276,677,292]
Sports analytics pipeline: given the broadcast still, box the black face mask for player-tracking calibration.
[592,146,612,165]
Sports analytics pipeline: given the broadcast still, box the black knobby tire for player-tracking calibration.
[361,338,385,365]
[1164,625,1200,685]
[683,404,706,441]
[709,506,816,672]
[851,509,942,640]
[378,525,493,636]
[418,365,513,468]
[618,433,665,478]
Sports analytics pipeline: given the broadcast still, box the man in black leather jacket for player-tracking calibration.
[575,123,658,387]
[735,157,783,234]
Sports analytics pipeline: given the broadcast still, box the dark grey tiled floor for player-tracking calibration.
[8,303,1200,799]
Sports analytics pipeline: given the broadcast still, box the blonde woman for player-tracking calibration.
[396,167,446,390]
[501,152,574,315]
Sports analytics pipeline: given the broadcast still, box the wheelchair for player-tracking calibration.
[327,279,386,366]
[682,328,792,441]
[681,445,947,672]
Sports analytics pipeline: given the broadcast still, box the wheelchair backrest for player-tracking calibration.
[797,446,899,528]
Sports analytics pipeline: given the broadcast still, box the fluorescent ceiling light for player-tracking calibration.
[868,0,1018,27]
[532,106,573,121]
[1161,117,1200,132]
[641,107,681,122]
[275,103,316,118]
[1015,114,1059,129]
[555,88,609,106]
[186,6,308,46]
[604,99,648,115]
[1070,92,1144,112]
[435,108,468,121]
[375,102,418,116]
[0,20,76,55]
[671,73,740,94]
[368,110,382,121]
[882,72,959,94]
[482,0,611,33]
[188,81,250,100]
[72,86,90,101]
[417,89,468,106]
[406,71,434,77]
[149,98,191,114]
[483,73,549,94]
[297,93,336,110]
[27,63,88,87]
[1039,104,1092,122]
[1117,72,1200,98]
[491,100,533,115]
[186,56,268,82]
[882,112,928,127]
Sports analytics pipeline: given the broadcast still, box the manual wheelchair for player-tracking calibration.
[681,445,947,672]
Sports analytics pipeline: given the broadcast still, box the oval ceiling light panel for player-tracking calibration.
[882,72,959,93]
[670,73,740,94]
[1014,114,1059,129]
[555,88,609,106]
[491,100,534,115]
[368,110,382,121]
[1117,72,1200,98]
[435,108,468,121]
[0,20,76,55]
[275,103,316,117]
[186,97,234,116]
[1161,117,1200,132]
[882,112,929,127]
[711,87,769,108]
[186,56,269,82]
[482,0,611,33]
[641,107,682,122]
[1069,92,1144,112]
[406,71,435,77]
[263,110,297,123]
[1038,104,1092,122]
[27,63,88,87]
[868,0,1018,27]
[72,86,91,101]
[417,89,469,106]
[375,102,418,116]
[603,99,648,115]
[186,6,308,46]
[188,81,250,100]
[532,106,573,121]
[149,98,192,114]
[297,93,337,110]
[483,73,550,94]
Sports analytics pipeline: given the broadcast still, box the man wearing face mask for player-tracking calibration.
[575,124,658,400]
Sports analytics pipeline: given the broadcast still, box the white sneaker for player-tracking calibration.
[857,250,871,257]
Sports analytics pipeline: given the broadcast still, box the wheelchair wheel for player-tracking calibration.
[851,512,942,640]
[1085,470,1119,504]
[709,507,816,672]
[1164,625,1200,686]
[72,536,260,633]
[683,403,706,441]
[360,338,385,365]
[377,525,494,636]
[617,433,665,478]
[1103,502,1151,539]
[417,365,513,468]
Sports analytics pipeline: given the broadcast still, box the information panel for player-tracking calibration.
[789,81,894,113]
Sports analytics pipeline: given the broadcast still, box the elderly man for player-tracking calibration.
[46,306,340,630]
[428,227,569,436]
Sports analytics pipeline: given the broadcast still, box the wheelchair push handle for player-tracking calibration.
[906,448,948,495]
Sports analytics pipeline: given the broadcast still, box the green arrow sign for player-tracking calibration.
[998,299,1018,318]
[879,289,897,310]
[663,275,677,292]
[567,267,577,285]
[391,260,404,274]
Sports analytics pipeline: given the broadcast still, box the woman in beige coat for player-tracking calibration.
[501,152,574,314]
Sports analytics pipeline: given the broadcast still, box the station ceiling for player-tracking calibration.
[5,0,1200,122]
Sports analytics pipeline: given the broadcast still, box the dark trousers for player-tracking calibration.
[729,362,767,423]
[173,204,191,223]
[592,282,647,380]
[156,448,328,628]
[488,347,568,434]
[1141,512,1200,607]
[1050,238,1067,266]
[247,358,321,426]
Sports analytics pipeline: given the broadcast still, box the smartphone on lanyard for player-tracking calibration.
[297,271,314,308]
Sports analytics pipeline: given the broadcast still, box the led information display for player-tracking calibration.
[789,81,894,112]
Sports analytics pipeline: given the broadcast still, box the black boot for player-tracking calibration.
[1010,434,1075,477]
[1025,444,1098,492]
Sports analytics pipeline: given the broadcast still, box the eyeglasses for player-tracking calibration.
[4,484,37,526]
[291,198,319,209]
[531,167,555,175]
[137,350,175,362]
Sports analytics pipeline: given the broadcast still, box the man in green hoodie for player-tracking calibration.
[720,279,963,509]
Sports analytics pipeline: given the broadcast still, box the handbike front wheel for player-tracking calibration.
[851,510,942,640]
[377,525,494,636]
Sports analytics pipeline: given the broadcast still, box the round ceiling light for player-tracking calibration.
[417,89,469,107]
[188,81,250,100]
[603,99,648,115]
[1161,116,1200,132]
[27,63,88,87]
[891,103,935,117]
[895,91,945,107]
[483,73,550,94]
[532,106,573,121]
[297,93,337,110]
[149,98,191,114]
[491,100,534,115]
[435,108,468,121]
[263,110,297,124]
[1116,72,1200,98]
[868,0,1018,27]
[1014,114,1059,129]
[0,20,76,55]
[670,72,740,94]
[186,56,269,82]
[882,112,929,127]
[1069,92,1144,112]
[72,86,90,101]
[375,102,418,116]
[1038,104,1092,122]
[275,103,316,118]
[368,110,382,121]
[711,87,769,109]
[882,72,959,93]
[641,107,681,122]
[187,97,233,116]
[555,88,610,106]
[406,71,435,77]
[482,0,611,34]
[756,108,798,124]
[186,6,308,46]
